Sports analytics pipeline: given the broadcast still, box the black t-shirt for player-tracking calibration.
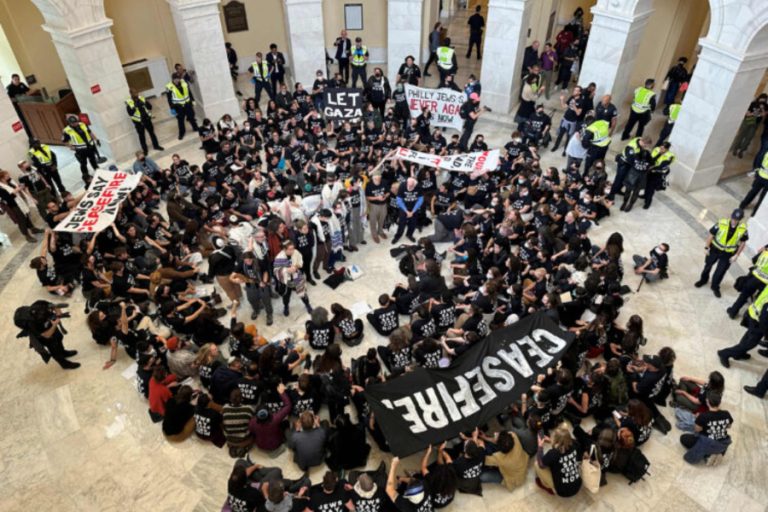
[288,388,320,415]
[365,181,389,205]
[237,376,261,405]
[394,486,433,512]
[306,320,335,350]
[696,410,733,440]
[370,304,399,335]
[351,486,386,512]
[453,453,484,481]
[309,483,349,512]
[398,64,422,85]
[229,485,266,512]
[431,303,456,332]
[541,444,583,497]
[467,13,485,35]
[563,96,584,122]
[194,406,223,440]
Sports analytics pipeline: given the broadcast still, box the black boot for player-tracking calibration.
[302,297,312,314]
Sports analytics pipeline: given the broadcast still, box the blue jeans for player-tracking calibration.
[680,434,730,464]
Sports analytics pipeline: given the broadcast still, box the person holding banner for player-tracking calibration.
[392,177,423,245]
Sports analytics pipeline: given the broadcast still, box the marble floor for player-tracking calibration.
[2,16,768,512]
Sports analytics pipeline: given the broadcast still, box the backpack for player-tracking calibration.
[606,371,628,408]
[14,306,33,338]
[622,448,651,484]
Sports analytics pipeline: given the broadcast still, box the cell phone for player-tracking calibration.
[612,410,621,420]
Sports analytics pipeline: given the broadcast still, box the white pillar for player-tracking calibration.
[167,0,240,122]
[283,0,326,90]
[670,40,768,192]
[0,79,30,175]
[41,19,135,163]
[478,0,533,113]
[578,4,653,104]
[387,0,424,84]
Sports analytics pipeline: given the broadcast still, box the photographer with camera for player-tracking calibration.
[15,300,79,369]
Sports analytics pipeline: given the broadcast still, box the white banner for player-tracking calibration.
[405,84,466,131]
[393,147,500,176]
[55,170,142,233]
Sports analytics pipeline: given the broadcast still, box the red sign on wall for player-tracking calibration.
[90,84,101,94]
[78,113,91,125]
[11,121,23,133]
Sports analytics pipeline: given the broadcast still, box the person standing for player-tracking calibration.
[459,92,483,151]
[26,301,80,369]
[644,142,675,209]
[365,171,389,243]
[423,22,442,77]
[350,37,369,88]
[6,73,31,136]
[522,40,540,75]
[656,102,681,147]
[556,40,579,90]
[663,57,689,106]
[365,68,391,117]
[581,116,611,175]
[594,94,618,134]
[17,160,54,219]
[266,44,287,96]
[165,75,198,140]
[397,55,422,86]
[622,78,656,140]
[232,250,274,325]
[608,136,651,200]
[551,85,584,154]
[744,369,768,399]
[731,94,766,158]
[436,37,457,85]
[739,152,768,212]
[718,284,768,368]
[466,5,485,59]
[273,240,313,316]
[61,115,99,183]
[620,146,653,212]
[126,89,164,155]
[0,170,41,243]
[695,208,748,298]
[333,30,352,83]
[225,42,242,96]
[392,177,423,244]
[727,244,768,319]
[28,138,66,198]
[540,43,558,100]
[248,52,273,104]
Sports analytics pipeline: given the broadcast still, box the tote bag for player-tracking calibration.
[581,445,601,494]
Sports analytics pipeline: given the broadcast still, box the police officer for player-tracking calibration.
[620,146,653,212]
[739,152,768,213]
[248,52,273,104]
[165,75,198,140]
[436,37,457,86]
[350,37,369,88]
[718,284,768,368]
[608,135,651,201]
[644,142,675,209]
[594,94,618,134]
[695,208,748,298]
[581,115,611,175]
[28,138,66,197]
[727,245,768,319]
[621,78,656,140]
[126,89,163,155]
[61,115,99,184]
[656,102,680,147]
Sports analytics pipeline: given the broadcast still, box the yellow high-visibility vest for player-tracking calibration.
[251,61,269,81]
[126,96,150,123]
[351,45,368,66]
[711,218,747,253]
[437,47,455,70]
[651,147,675,168]
[29,145,54,165]
[752,249,768,284]
[748,284,768,320]
[758,152,768,180]
[586,120,610,147]
[63,123,93,149]
[668,103,681,123]
[166,80,191,105]
[631,87,654,114]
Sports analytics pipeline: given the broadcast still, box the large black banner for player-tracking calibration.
[323,88,364,121]
[365,313,575,457]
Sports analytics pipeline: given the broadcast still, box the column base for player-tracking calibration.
[100,129,139,164]
[200,96,242,125]
[670,160,723,192]
[482,90,515,116]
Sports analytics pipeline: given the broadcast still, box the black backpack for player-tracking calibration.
[622,448,651,484]
[14,305,33,338]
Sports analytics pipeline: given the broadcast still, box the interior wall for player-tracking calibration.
[526,0,558,45]
[323,0,387,52]
[105,0,183,68]
[557,0,594,28]
[220,0,288,67]
[421,0,440,63]
[0,22,22,85]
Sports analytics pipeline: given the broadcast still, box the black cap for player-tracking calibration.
[731,208,744,220]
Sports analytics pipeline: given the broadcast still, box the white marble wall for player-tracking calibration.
[479,0,532,114]
[0,80,32,175]
[42,20,136,163]
[168,0,240,123]
[669,40,768,191]
[578,3,652,105]
[283,0,326,90]
[387,0,424,84]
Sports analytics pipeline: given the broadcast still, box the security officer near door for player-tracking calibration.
[61,115,99,184]
[165,74,198,140]
[126,89,164,155]
[608,135,651,201]
[718,283,768,369]
[249,52,273,104]
[695,208,748,298]
[350,37,369,88]
[643,142,675,209]
[436,37,457,86]
[622,78,656,140]
[726,244,768,319]
[581,115,611,175]
[739,152,768,213]
[28,138,66,197]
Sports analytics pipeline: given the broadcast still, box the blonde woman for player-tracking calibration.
[193,343,226,390]
[536,422,583,497]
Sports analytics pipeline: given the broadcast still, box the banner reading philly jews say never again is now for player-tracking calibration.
[55,170,142,233]
[405,84,466,130]
[365,313,575,457]
[394,146,500,175]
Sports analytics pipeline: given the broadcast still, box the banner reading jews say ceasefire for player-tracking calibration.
[393,146,500,176]
[323,88,364,121]
[405,84,466,131]
[55,170,142,233]
[365,313,575,457]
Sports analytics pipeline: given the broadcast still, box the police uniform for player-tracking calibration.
[718,284,768,367]
[739,152,768,212]
[656,103,680,146]
[61,121,98,183]
[248,59,273,104]
[126,95,161,154]
[165,79,198,140]
[644,146,675,208]
[582,119,611,174]
[28,143,66,196]
[436,45,457,85]
[350,44,369,88]
[727,247,768,318]
[696,213,748,296]
[608,137,641,200]
[622,85,656,140]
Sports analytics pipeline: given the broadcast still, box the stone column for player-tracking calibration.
[283,0,326,90]
[40,19,135,163]
[387,0,424,84]
[578,3,653,104]
[0,79,31,175]
[167,0,240,122]
[669,40,768,192]
[478,0,533,113]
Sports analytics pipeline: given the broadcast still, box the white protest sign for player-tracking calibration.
[55,170,142,233]
[405,84,466,131]
[393,147,500,176]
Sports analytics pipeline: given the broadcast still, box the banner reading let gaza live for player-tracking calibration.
[323,88,364,121]
[365,313,574,457]
[405,84,466,130]
[55,170,142,233]
[394,146,500,175]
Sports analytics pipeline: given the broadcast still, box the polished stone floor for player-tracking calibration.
[2,14,768,512]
